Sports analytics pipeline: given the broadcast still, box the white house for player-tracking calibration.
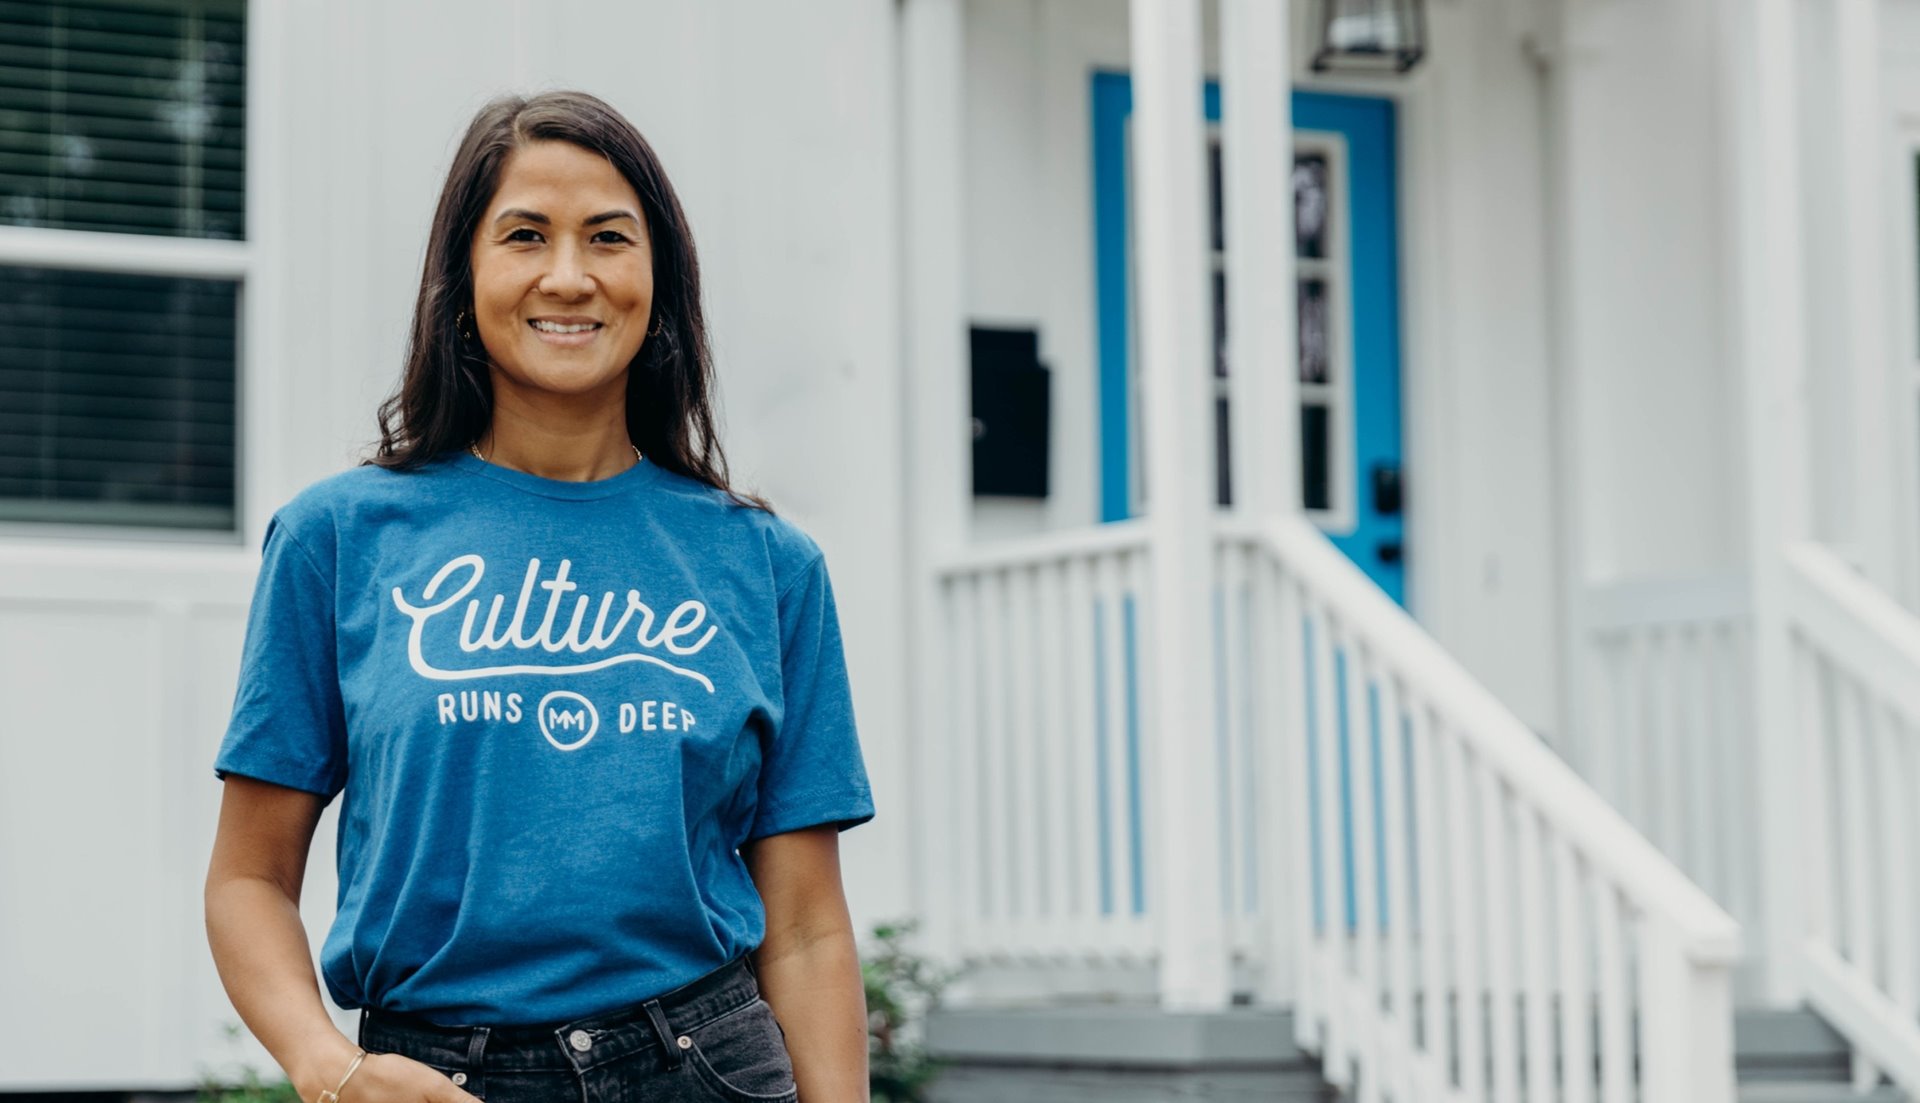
[3,1,1918,1101]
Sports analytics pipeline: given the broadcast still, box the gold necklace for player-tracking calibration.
[469,441,644,466]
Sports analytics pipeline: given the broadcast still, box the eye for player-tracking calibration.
[505,227,543,243]
[593,230,631,244]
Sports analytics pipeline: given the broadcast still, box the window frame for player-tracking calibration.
[0,0,266,547]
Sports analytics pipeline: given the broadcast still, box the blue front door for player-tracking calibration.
[1091,75,1406,605]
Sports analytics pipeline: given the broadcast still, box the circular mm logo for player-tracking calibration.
[537,690,600,751]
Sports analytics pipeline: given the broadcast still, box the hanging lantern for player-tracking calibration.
[1311,0,1427,74]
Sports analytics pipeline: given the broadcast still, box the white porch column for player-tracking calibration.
[1837,0,1899,600]
[1221,0,1301,520]
[901,0,969,970]
[1128,0,1231,1008]
[1724,0,1814,1005]
[1219,0,1300,1008]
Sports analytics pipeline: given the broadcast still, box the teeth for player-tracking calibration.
[531,320,601,334]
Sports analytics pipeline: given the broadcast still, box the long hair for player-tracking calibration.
[365,89,771,514]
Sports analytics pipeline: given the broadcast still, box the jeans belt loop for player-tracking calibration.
[640,998,684,1070]
[464,1025,489,1096]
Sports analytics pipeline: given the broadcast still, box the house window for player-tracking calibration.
[0,0,247,531]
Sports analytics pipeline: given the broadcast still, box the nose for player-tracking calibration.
[537,238,594,300]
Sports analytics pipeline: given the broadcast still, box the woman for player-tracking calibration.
[203,90,875,1103]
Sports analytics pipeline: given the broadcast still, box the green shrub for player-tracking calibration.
[197,1022,300,1103]
[864,917,966,1103]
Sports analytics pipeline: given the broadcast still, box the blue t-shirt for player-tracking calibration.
[212,449,875,1024]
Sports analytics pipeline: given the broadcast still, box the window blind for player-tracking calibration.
[0,0,246,531]
[0,0,246,239]
[0,264,237,528]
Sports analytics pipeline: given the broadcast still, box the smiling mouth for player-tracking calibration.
[528,320,603,334]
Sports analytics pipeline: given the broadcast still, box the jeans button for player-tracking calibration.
[676,1036,692,1050]
[568,1029,593,1052]
[450,1073,468,1086]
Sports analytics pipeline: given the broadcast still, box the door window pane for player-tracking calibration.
[1294,153,1330,259]
[1302,402,1330,511]
[1299,277,1331,384]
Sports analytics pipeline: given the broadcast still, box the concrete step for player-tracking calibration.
[922,1001,1916,1102]
[1738,1084,1911,1103]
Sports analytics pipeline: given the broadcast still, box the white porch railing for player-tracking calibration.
[1568,575,1763,986]
[1779,542,1920,1096]
[926,520,1158,968]
[922,515,1742,1102]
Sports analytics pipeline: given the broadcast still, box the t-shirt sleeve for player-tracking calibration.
[748,550,876,840]
[212,512,350,801]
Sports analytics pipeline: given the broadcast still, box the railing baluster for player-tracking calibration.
[1643,626,1674,860]
[1588,633,1619,805]
[1620,632,1648,833]
[1038,559,1074,956]
[1281,571,1321,1042]
[1479,760,1520,1103]
[1554,834,1594,1103]
[1249,550,1288,1001]
[1407,697,1451,1097]
[1515,804,1553,1103]
[1720,626,1751,937]
[1345,638,1384,1103]
[1217,540,1247,951]
[1065,555,1103,953]
[1443,732,1485,1101]
[1310,599,1349,1084]
[953,572,984,960]
[1375,668,1415,1102]
[1874,699,1914,1052]
[1796,642,1835,943]
[1096,551,1132,956]
[1882,704,1920,1034]
[1652,627,1683,865]
[1726,623,1762,932]
[980,567,1012,954]
[1121,548,1153,953]
[1235,546,1261,954]
[1008,564,1040,936]
[1836,671,1882,1092]
[1682,625,1716,901]
[1591,876,1630,1103]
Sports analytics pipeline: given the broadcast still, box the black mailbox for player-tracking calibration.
[970,325,1051,498]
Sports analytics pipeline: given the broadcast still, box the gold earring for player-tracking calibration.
[456,310,475,340]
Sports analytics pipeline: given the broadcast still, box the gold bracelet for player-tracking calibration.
[316,1048,367,1103]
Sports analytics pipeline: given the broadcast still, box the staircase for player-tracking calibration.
[912,516,1742,1101]
[910,515,1920,1101]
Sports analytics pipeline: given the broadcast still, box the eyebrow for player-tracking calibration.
[492,208,641,228]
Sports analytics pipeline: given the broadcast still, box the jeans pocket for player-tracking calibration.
[682,998,798,1103]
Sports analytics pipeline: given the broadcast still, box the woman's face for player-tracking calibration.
[468,140,654,403]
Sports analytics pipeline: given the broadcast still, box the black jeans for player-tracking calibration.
[357,953,797,1103]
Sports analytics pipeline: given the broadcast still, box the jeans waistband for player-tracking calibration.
[357,952,761,1076]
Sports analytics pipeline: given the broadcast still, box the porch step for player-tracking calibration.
[1738,1086,1909,1103]
[1735,1007,1913,1103]
[922,1003,1914,1102]
[925,1005,1333,1102]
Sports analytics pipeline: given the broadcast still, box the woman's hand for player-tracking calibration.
[209,778,481,1103]
[315,1052,482,1103]
[743,826,870,1102]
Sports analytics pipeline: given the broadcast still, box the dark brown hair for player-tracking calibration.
[364,89,771,514]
